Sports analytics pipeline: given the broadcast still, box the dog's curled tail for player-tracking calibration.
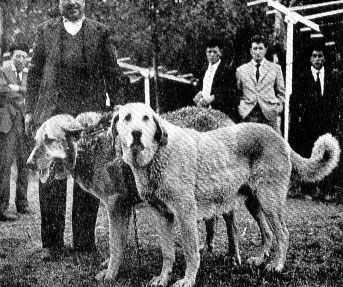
[291,133,340,183]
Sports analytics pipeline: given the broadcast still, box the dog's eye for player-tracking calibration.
[143,115,149,122]
[124,113,131,121]
[44,135,55,145]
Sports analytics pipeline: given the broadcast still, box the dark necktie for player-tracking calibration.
[256,63,260,82]
[315,71,321,96]
[16,71,22,86]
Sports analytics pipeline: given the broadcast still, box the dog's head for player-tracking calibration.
[27,114,84,183]
[110,103,168,168]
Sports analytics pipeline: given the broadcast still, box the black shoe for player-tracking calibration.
[0,211,18,221]
[39,248,54,261]
[37,247,68,262]
[17,207,34,214]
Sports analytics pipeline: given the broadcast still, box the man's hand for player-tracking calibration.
[25,113,33,137]
[194,92,214,108]
[8,84,20,92]
[193,92,203,105]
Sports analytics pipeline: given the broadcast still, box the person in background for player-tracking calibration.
[193,38,239,122]
[0,43,31,221]
[290,43,340,197]
[25,0,129,260]
[236,35,285,133]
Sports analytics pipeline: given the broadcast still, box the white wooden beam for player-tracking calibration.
[267,0,320,31]
[248,0,320,31]
[180,73,193,78]
[300,27,311,32]
[291,0,343,12]
[247,0,268,7]
[117,61,191,84]
[325,41,335,46]
[117,57,131,62]
[310,34,324,38]
[305,8,343,20]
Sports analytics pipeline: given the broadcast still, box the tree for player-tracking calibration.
[1,0,274,75]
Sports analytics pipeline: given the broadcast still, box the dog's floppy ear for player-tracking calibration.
[108,111,120,157]
[109,105,121,138]
[153,116,168,147]
[110,113,120,138]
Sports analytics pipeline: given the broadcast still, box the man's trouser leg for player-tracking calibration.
[14,113,29,210]
[72,181,100,252]
[39,178,67,249]
[0,127,15,213]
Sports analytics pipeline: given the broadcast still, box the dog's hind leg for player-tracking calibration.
[257,190,289,272]
[149,209,176,287]
[95,197,132,284]
[222,210,241,266]
[245,195,273,267]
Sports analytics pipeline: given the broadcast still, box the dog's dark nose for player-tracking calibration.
[132,130,142,142]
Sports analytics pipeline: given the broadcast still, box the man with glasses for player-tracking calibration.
[193,38,238,122]
[236,35,285,133]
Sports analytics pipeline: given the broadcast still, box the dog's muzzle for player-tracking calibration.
[130,130,145,156]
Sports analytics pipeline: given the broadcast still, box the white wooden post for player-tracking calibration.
[284,19,294,141]
[144,76,150,106]
[248,0,320,141]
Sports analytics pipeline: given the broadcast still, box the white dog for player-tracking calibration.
[26,107,235,285]
[112,102,340,287]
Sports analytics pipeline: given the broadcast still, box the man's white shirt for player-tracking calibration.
[63,16,85,36]
[11,63,22,81]
[202,60,221,102]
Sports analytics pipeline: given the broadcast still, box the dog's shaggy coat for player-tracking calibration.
[26,106,234,284]
[112,102,340,287]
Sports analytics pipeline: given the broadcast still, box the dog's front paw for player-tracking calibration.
[265,261,284,273]
[149,274,171,287]
[95,270,107,283]
[172,277,196,287]
[95,270,116,285]
[247,255,266,267]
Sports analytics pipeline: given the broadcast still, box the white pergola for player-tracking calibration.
[117,58,193,107]
[248,0,320,141]
[248,0,343,141]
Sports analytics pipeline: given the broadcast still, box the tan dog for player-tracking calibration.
[26,107,235,285]
[112,102,340,287]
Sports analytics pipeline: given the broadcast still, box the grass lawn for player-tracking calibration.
[1,168,343,287]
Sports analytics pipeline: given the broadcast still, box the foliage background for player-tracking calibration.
[0,0,275,75]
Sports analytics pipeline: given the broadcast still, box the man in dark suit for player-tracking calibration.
[290,44,338,157]
[25,0,129,259]
[193,39,238,122]
[0,43,31,221]
[290,43,340,196]
[236,35,285,133]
